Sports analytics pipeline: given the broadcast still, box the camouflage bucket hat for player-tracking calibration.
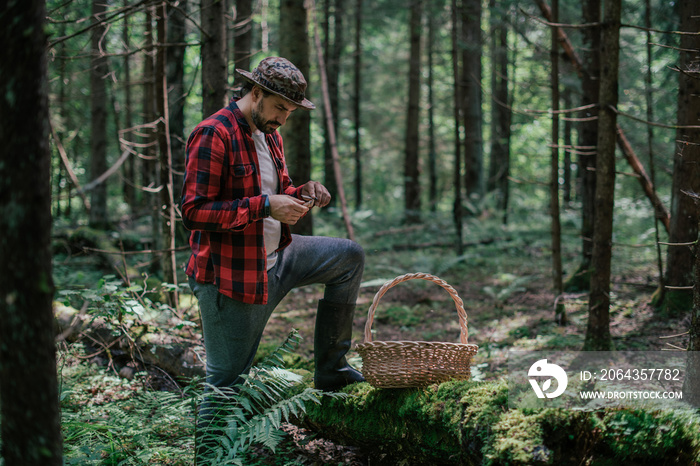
[236,57,315,110]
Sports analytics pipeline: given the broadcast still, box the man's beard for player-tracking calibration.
[252,100,280,134]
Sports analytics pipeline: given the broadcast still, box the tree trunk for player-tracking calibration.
[461,0,483,197]
[233,0,253,72]
[644,0,665,301]
[89,0,109,229]
[584,0,621,351]
[550,0,564,323]
[451,0,464,254]
[56,20,69,219]
[661,0,700,314]
[487,0,510,216]
[201,0,227,118]
[566,0,600,292]
[427,10,437,213]
[353,0,363,209]
[404,0,422,224]
[322,0,343,207]
[562,91,573,204]
[279,0,313,235]
[0,1,63,463]
[156,3,178,305]
[122,0,137,210]
[143,6,161,274]
[683,211,700,406]
[167,0,188,197]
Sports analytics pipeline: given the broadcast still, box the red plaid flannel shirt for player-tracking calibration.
[181,100,302,304]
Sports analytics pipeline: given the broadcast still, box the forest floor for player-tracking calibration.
[49,201,693,465]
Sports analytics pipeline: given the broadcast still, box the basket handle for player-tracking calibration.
[363,273,469,345]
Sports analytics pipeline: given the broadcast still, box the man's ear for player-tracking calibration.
[251,85,263,103]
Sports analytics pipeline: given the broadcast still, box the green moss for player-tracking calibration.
[303,381,700,465]
[304,380,508,464]
[650,285,664,308]
[564,264,591,292]
[600,409,700,463]
[653,289,693,316]
[485,410,547,464]
[458,380,509,453]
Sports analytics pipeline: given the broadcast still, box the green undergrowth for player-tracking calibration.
[58,357,197,465]
[56,332,335,466]
[305,380,700,465]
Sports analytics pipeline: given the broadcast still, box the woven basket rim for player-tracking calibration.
[357,340,479,349]
[361,273,472,345]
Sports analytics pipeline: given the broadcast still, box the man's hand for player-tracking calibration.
[268,195,309,225]
[300,181,331,208]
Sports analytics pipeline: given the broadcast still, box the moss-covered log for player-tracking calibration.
[302,380,700,465]
[54,302,205,381]
[53,226,140,279]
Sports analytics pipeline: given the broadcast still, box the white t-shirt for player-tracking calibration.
[251,130,282,270]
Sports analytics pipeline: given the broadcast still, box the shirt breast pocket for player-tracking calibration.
[229,163,258,198]
[232,163,256,177]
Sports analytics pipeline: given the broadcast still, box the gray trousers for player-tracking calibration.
[188,234,365,395]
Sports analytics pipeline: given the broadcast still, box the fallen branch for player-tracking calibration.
[51,123,91,212]
[52,124,134,200]
[53,226,138,277]
[615,123,671,232]
[79,148,131,194]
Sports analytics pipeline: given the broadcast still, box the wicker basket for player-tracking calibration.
[356,273,479,389]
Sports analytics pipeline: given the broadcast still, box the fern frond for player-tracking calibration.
[196,329,353,462]
[256,328,303,369]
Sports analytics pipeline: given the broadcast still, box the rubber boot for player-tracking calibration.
[314,299,365,391]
